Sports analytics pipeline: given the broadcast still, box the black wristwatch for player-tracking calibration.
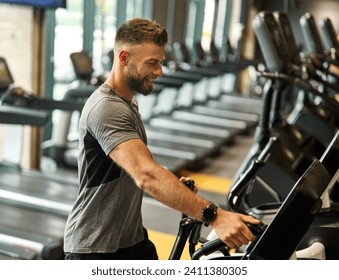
[201,203,218,226]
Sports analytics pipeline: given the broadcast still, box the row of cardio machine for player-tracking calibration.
[43,38,263,174]
[167,11,339,260]
[0,34,262,258]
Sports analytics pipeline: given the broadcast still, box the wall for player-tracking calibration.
[0,4,34,90]
[0,3,35,167]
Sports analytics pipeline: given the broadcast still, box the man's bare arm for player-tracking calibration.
[109,138,260,248]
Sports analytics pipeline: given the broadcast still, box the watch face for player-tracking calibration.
[204,207,216,221]
[202,204,218,225]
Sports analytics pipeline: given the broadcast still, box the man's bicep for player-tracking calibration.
[108,138,154,173]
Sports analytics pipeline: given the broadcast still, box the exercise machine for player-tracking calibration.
[169,144,332,259]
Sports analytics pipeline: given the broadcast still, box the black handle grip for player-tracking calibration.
[191,238,228,260]
[191,220,267,260]
[245,221,267,238]
[183,180,195,191]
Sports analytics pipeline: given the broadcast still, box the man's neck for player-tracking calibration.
[105,69,134,101]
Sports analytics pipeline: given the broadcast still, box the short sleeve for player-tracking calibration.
[87,97,141,155]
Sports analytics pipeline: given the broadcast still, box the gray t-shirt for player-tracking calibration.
[64,84,147,253]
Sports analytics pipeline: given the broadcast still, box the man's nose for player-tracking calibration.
[154,65,163,77]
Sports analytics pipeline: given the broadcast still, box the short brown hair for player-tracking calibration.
[114,18,168,50]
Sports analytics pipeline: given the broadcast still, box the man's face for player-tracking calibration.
[125,43,165,96]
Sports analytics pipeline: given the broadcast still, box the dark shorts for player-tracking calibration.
[64,228,158,260]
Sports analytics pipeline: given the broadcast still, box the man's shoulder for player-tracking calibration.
[88,85,127,108]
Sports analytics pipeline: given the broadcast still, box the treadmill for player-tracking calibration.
[170,41,263,116]
[0,58,80,213]
[139,49,253,138]
[0,98,68,259]
[0,240,37,260]
[147,52,250,140]
[0,204,66,259]
[145,81,249,138]
[166,76,259,130]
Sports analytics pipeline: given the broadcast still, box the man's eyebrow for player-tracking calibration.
[146,58,165,64]
[147,55,165,61]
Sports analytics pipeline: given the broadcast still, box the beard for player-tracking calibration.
[126,64,154,96]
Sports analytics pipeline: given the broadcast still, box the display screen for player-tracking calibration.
[247,160,329,260]
[0,0,66,9]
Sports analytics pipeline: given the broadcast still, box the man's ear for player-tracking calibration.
[118,50,128,65]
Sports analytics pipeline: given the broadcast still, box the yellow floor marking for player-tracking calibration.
[180,172,232,195]
[149,230,193,260]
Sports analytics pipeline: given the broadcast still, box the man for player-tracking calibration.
[64,18,259,260]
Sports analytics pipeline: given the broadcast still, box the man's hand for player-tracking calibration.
[210,210,260,249]
[179,176,198,193]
